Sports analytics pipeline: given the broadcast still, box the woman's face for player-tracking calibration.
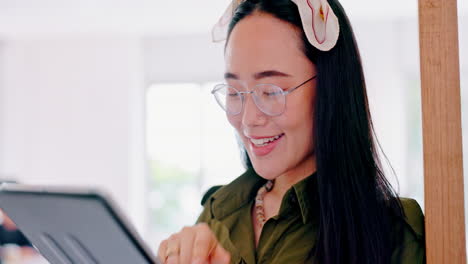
[225,12,317,180]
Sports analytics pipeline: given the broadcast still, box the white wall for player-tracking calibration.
[356,18,421,198]
[0,42,5,179]
[144,34,224,83]
[0,35,148,232]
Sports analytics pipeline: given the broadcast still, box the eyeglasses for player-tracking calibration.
[211,75,317,116]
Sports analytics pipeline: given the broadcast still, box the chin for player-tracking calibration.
[250,160,282,180]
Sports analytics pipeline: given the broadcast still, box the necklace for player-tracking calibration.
[254,180,274,228]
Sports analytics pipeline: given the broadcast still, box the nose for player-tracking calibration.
[241,93,267,127]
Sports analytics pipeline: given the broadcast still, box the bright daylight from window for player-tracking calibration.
[146,83,244,247]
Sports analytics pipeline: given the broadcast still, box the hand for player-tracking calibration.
[157,223,231,264]
[0,209,18,231]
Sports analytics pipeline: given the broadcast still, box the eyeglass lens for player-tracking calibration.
[213,84,286,116]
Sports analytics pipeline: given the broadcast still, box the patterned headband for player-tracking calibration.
[212,0,340,51]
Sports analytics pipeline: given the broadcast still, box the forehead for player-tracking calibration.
[225,12,311,76]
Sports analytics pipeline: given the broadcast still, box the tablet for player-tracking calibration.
[0,184,160,264]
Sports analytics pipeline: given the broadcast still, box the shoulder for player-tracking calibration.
[201,185,224,206]
[196,171,254,223]
[390,198,425,263]
[197,169,265,224]
[398,197,425,239]
[200,169,264,206]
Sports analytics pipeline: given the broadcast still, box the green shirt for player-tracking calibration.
[196,169,425,264]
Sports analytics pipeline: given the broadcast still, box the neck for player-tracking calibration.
[270,154,317,199]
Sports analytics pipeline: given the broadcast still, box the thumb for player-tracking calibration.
[210,244,231,264]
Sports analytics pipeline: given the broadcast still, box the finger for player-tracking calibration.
[179,226,195,264]
[165,234,181,263]
[157,239,168,263]
[210,243,231,264]
[192,224,216,263]
[166,254,179,264]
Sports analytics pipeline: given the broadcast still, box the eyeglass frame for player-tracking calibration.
[211,75,317,116]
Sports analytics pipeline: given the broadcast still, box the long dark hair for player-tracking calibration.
[227,0,404,263]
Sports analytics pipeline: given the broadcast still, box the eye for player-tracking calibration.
[264,91,282,96]
[227,88,239,97]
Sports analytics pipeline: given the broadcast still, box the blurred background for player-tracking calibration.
[0,0,466,263]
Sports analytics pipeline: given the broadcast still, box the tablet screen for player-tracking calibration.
[0,188,157,264]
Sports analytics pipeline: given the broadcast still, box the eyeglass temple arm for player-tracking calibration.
[284,75,317,95]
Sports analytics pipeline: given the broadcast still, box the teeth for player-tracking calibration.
[250,134,282,146]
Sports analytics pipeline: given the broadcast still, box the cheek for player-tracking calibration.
[281,94,315,143]
[227,115,241,132]
[282,113,314,157]
[280,115,311,138]
[227,115,249,148]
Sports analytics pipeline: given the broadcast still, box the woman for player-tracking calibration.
[158,0,425,263]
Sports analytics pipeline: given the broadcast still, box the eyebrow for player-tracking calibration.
[224,70,291,80]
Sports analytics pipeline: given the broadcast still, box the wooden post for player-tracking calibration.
[418,0,466,263]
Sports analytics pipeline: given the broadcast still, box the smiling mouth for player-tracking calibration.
[249,133,285,147]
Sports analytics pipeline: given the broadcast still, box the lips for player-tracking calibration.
[247,133,285,156]
[249,134,284,146]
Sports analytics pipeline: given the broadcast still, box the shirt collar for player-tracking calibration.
[210,168,319,224]
[210,169,265,220]
[291,171,319,224]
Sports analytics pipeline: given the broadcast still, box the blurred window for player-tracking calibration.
[145,82,244,247]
